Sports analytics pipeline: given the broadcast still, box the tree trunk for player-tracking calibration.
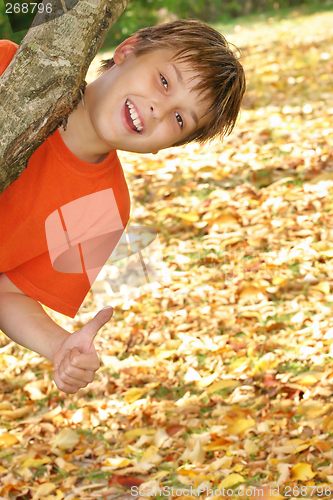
[0,0,129,195]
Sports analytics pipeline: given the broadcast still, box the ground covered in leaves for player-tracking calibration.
[1,6,333,500]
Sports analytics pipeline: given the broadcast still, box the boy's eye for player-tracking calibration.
[160,74,168,90]
[175,112,183,129]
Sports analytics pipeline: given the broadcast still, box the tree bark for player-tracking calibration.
[0,0,129,195]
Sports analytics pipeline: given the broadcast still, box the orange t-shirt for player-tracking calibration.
[0,40,131,317]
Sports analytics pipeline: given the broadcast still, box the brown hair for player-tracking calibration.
[100,19,246,146]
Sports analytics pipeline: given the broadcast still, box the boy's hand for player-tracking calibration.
[52,306,113,394]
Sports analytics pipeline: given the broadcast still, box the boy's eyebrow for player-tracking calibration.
[172,62,184,86]
[171,63,199,128]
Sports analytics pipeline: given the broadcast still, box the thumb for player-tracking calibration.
[80,306,113,352]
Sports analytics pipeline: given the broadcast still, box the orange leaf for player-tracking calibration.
[166,425,184,436]
[110,475,145,489]
[314,440,332,452]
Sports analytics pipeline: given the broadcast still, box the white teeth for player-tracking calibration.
[126,99,143,132]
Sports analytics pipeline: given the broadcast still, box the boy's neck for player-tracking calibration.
[58,101,113,164]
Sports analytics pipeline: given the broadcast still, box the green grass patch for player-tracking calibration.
[277,360,311,375]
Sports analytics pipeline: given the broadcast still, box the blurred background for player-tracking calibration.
[2,0,333,496]
[0,0,332,49]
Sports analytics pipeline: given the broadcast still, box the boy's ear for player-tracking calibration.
[113,36,137,65]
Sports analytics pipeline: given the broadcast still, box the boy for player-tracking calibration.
[0,20,246,394]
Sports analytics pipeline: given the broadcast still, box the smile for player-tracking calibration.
[125,99,143,133]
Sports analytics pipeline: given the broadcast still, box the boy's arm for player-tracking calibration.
[0,273,113,393]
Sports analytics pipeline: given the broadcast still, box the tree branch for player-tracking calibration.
[0,0,129,195]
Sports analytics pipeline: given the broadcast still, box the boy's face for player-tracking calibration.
[85,39,211,154]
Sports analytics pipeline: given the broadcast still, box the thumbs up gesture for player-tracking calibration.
[52,306,113,394]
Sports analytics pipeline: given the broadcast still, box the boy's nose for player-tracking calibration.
[150,99,172,122]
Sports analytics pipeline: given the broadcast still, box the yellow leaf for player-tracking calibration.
[32,482,56,499]
[239,311,262,319]
[228,418,255,435]
[198,166,216,173]
[0,432,19,448]
[47,491,64,500]
[51,428,80,450]
[219,473,244,488]
[21,457,51,468]
[196,373,218,388]
[310,282,330,294]
[124,388,147,403]
[292,463,316,480]
[239,285,265,300]
[177,212,200,222]
[155,349,175,360]
[157,207,172,217]
[284,438,312,453]
[296,375,319,386]
[297,400,330,418]
[204,438,229,452]
[214,213,239,226]
[252,354,278,375]
[142,445,159,461]
[206,379,240,394]
[220,236,243,248]
[319,249,333,258]
[0,406,32,420]
[272,276,288,286]
[123,428,156,439]
[233,464,244,473]
[308,172,333,184]
[227,357,250,373]
[104,457,131,469]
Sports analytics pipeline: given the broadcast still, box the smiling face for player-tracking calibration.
[84,38,212,154]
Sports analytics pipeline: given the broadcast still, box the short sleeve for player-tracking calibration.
[0,40,18,75]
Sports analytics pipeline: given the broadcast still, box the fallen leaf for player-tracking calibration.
[228,418,256,435]
[195,373,218,388]
[54,457,78,472]
[123,428,156,439]
[0,433,19,448]
[104,457,131,469]
[206,379,240,394]
[32,482,56,500]
[110,475,145,489]
[180,438,205,464]
[292,462,316,480]
[124,388,148,403]
[51,428,80,450]
[244,438,259,455]
[219,473,245,488]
